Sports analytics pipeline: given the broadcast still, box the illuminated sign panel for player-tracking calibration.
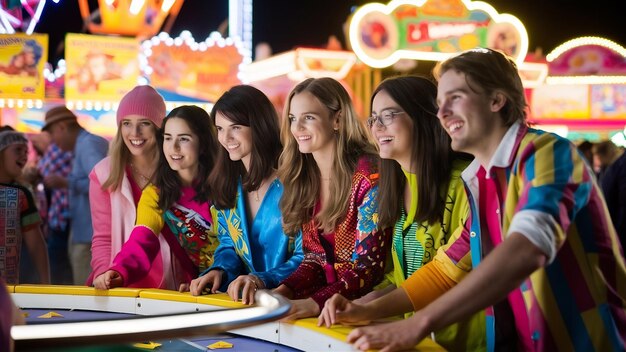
[518,62,549,88]
[0,33,48,99]
[531,84,590,119]
[239,49,357,83]
[349,0,528,68]
[591,85,626,119]
[142,31,245,102]
[546,37,626,85]
[65,34,140,103]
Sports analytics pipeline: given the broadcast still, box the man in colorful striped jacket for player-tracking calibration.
[328,48,626,352]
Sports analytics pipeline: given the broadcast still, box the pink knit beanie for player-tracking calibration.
[116,85,166,127]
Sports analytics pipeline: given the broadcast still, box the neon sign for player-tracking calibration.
[546,36,626,85]
[349,0,528,68]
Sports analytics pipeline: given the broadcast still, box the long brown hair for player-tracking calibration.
[156,106,218,210]
[278,77,377,235]
[372,76,468,228]
[208,85,282,209]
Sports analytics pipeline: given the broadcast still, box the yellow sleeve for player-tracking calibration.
[135,184,164,236]
[400,259,457,311]
[210,204,218,230]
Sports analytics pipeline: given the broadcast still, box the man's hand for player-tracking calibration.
[347,316,425,352]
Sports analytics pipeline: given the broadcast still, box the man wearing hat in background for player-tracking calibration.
[41,106,108,285]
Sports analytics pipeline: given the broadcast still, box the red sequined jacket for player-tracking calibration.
[281,154,391,308]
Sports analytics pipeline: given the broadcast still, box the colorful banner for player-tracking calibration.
[349,0,528,68]
[145,33,243,102]
[530,85,590,119]
[590,85,626,119]
[0,33,47,99]
[548,43,626,76]
[65,34,139,102]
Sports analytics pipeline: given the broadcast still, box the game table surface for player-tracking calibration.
[11,285,443,351]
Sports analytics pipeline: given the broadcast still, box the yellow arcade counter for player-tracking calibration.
[8,284,443,351]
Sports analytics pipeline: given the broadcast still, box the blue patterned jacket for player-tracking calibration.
[203,178,303,290]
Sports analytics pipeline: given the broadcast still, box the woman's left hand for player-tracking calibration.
[281,298,320,321]
[227,274,264,305]
[178,282,190,292]
[92,270,123,290]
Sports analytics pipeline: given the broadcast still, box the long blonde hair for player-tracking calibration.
[278,77,377,235]
[101,122,160,191]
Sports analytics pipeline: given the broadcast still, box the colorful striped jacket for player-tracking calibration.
[420,123,626,351]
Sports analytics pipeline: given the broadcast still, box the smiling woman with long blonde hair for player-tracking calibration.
[274,77,390,320]
[87,85,175,289]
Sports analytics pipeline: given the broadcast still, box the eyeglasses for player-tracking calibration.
[366,111,405,128]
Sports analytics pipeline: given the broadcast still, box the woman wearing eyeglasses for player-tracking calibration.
[273,77,391,321]
[318,76,484,351]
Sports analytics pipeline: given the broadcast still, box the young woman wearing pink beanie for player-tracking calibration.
[86,85,176,289]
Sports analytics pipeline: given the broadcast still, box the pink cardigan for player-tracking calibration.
[86,157,174,289]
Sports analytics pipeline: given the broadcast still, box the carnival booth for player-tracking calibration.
[0,0,246,137]
[0,29,243,137]
[345,0,543,115]
[239,48,362,115]
[343,0,625,145]
[528,36,626,145]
